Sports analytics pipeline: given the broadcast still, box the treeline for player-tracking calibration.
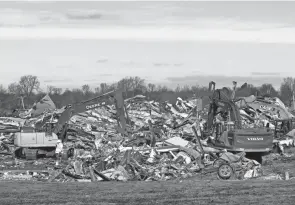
[0,75,295,111]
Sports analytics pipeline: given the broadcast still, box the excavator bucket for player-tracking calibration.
[231,81,237,100]
[209,81,216,92]
[240,83,247,90]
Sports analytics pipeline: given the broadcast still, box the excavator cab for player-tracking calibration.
[44,122,55,134]
[14,123,59,160]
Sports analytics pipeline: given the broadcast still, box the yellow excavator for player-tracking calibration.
[14,90,129,160]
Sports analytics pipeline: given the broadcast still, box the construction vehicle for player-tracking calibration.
[14,90,129,160]
[204,81,274,163]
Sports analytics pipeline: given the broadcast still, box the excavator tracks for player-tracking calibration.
[24,148,38,160]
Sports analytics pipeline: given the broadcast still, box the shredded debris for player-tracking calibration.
[0,88,295,182]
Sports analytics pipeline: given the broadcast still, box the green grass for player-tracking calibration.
[0,179,295,205]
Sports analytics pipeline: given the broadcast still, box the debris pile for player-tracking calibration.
[0,93,294,182]
[237,95,294,129]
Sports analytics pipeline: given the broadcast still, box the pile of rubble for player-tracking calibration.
[0,94,294,182]
[237,95,294,129]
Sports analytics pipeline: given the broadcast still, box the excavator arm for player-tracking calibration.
[53,90,128,141]
[207,82,242,131]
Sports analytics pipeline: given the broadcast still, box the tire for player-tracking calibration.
[218,164,233,180]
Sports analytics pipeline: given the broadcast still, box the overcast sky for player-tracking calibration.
[0,1,294,90]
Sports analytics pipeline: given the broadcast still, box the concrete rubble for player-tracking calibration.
[0,94,294,182]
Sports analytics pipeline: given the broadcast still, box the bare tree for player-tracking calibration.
[52,87,62,95]
[47,85,55,94]
[100,83,108,94]
[63,88,71,94]
[147,83,156,92]
[129,76,145,96]
[8,82,21,95]
[131,76,145,90]
[108,83,118,92]
[94,87,100,94]
[72,88,83,93]
[18,75,40,97]
[82,84,91,94]
[259,83,278,96]
[117,77,133,97]
[156,85,169,92]
[181,85,190,92]
[280,77,295,106]
[0,84,6,93]
[190,85,200,95]
[156,85,162,92]
[235,83,254,97]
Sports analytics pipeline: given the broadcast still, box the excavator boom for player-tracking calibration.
[207,87,242,130]
[54,89,128,140]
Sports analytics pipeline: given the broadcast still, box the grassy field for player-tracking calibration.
[0,179,295,205]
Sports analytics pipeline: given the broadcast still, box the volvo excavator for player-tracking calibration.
[14,90,129,160]
[205,81,274,163]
